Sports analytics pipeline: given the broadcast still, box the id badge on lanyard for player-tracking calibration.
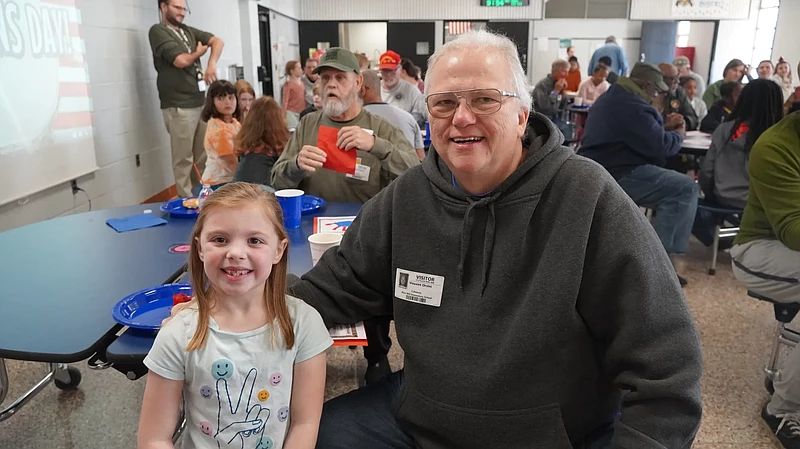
[171,26,206,91]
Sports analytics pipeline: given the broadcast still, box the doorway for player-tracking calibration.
[257,6,274,97]
[487,22,529,74]
[387,22,435,78]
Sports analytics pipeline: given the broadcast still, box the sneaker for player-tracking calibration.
[762,404,800,448]
[364,355,392,386]
[677,274,688,287]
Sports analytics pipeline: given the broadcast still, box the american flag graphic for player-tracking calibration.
[46,0,93,143]
[447,22,473,35]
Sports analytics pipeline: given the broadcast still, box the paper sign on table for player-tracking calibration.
[313,216,357,234]
[329,321,368,347]
[317,126,357,175]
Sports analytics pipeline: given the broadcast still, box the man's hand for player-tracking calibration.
[297,145,327,173]
[337,126,375,152]
[205,62,218,84]
[554,78,568,93]
[195,41,209,57]
[664,113,685,131]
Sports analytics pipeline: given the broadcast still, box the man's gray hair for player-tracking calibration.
[552,59,569,71]
[606,35,617,44]
[424,30,532,113]
[361,69,381,91]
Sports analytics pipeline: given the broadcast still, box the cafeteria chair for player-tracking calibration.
[696,200,743,275]
[750,290,800,394]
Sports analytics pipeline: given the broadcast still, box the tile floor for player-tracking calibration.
[0,239,787,448]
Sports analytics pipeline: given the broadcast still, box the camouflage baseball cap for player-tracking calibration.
[312,47,360,75]
[630,62,670,93]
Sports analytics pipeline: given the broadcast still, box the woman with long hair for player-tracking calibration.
[693,79,784,246]
[281,60,305,129]
[234,79,256,121]
[232,96,291,186]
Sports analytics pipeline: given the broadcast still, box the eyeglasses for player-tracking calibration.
[425,88,519,118]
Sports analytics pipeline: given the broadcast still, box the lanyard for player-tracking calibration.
[168,25,202,75]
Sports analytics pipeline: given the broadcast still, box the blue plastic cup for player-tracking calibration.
[275,189,304,229]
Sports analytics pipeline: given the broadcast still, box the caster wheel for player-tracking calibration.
[54,366,82,390]
[765,377,775,395]
[708,268,716,275]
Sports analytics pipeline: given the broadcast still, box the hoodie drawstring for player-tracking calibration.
[456,196,499,293]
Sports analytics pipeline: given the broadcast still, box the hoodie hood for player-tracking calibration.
[420,112,573,291]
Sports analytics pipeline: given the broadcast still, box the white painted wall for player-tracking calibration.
[298,0,543,21]
[630,0,752,20]
[270,10,301,98]
[342,22,387,64]
[0,0,245,231]
[685,21,715,82]
[529,19,642,85]
[710,0,759,83]
[772,0,800,77]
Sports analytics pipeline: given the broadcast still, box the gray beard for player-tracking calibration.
[323,92,356,117]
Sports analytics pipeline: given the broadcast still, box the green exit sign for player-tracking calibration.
[481,0,529,5]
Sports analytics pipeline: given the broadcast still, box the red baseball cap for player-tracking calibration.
[378,50,401,70]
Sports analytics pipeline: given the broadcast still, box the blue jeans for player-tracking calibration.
[316,370,614,449]
[617,165,698,255]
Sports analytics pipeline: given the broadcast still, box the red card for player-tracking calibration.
[317,126,357,175]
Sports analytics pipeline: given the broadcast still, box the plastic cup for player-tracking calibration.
[308,233,343,266]
[574,97,584,106]
[275,189,304,229]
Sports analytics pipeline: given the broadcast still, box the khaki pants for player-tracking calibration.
[162,107,207,198]
[731,239,800,414]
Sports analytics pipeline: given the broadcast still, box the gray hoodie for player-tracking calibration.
[699,120,750,209]
[291,113,703,448]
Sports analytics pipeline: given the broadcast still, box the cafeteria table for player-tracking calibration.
[0,200,361,421]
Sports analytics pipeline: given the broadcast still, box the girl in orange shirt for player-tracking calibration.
[201,80,241,187]
[566,56,582,92]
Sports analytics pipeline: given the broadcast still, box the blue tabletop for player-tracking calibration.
[0,204,195,362]
[105,202,362,363]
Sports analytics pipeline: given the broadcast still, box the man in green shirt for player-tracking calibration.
[271,48,419,384]
[149,0,224,198]
[730,111,800,448]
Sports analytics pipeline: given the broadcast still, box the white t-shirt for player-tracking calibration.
[144,295,332,449]
[363,103,424,149]
[381,81,428,125]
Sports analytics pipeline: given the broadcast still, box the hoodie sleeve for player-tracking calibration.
[621,104,683,159]
[577,181,703,448]
[287,187,396,328]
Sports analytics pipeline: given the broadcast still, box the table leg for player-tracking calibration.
[0,359,66,422]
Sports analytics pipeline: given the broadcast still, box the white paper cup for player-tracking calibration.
[574,97,584,106]
[308,233,343,266]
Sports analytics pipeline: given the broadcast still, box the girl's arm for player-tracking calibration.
[283,352,327,449]
[137,372,184,449]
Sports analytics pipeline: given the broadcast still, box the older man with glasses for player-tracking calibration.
[287,30,702,448]
[149,0,225,198]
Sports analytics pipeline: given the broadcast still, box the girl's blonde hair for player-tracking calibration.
[185,182,294,351]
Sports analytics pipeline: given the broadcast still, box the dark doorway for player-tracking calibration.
[299,21,340,66]
[257,6,274,97]
[386,22,435,78]
[486,21,529,74]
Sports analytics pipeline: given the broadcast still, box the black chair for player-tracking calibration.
[749,290,800,393]
[697,200,743,275]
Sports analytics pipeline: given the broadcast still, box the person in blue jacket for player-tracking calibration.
[579,62,697,286]
[587,36,629,76]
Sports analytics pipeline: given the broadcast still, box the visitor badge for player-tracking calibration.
[346,157,370,181]
[394,268,444,307]
[198,79,207,92]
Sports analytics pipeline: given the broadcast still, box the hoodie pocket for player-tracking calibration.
[395,386,573,449]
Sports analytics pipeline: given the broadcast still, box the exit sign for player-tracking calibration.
[481,0,529,5]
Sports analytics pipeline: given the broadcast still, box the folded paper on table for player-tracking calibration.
[106,214,168,233]
[317,125,357,175]
[313,216,357,234]
[330,321,368,346]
